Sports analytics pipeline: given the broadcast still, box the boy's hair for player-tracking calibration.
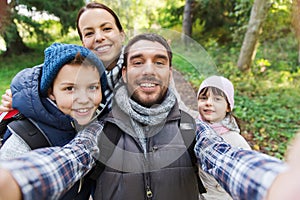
[123,33,172,68]
[76,2,124,41]
[40,43,107,97]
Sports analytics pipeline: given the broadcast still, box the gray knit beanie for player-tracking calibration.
[40,43,107,97]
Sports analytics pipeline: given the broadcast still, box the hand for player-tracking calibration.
[0,89,13,112]
[0,168,22,200]
[266,133,300,200]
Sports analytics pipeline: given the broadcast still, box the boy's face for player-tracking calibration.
[122,40,172,107]
[78,8,125,70]
[48,64,102,125]
[197,88,229,123]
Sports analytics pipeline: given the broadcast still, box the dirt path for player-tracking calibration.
[172,69,198,117]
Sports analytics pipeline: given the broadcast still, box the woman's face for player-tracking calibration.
[78,8,125,70]
[48,64,102,126]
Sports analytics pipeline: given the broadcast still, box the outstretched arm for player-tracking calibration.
[0,121,103,200]
[0,89,12,112]
[0,168,21,200]
[266,133,300,200]
[195,119,287,200]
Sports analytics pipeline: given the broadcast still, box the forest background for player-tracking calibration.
[0,0,300,159]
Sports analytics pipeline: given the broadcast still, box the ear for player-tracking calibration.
[48,88,56,101]
[226,107,231,113]
[169,66,173,84]
[121,66,127,83]
[120,31,126,43]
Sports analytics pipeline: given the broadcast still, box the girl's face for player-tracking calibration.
[48,64,102,125]
[197,88,230,123]
[78,8,125,71]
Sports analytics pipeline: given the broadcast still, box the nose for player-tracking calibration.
[95,30,105,43]
[206,96,213,105]
[142,60,155,75]
[74,90,90,104]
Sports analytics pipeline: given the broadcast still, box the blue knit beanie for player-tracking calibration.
[40,43,107,99]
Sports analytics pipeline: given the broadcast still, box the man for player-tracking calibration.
[0,33,299,200]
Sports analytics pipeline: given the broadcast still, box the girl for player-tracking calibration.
[197,75,251,200]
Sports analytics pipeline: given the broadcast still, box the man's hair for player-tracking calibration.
[76,2,124,41]
[123,33,172,67]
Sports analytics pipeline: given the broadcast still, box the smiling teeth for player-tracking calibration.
[140,83,155,87]
[96,46,110,51]
[77,109,89,113]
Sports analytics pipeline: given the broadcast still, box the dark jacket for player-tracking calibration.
[10,65,76,146]
[94,102,199,200]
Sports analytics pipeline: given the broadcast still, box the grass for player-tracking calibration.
[0,48,45,94]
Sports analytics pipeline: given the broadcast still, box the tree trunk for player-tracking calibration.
[182,0,193,46]
[0,0,9,34]
[292,0,300,64]
[0,1,31,56]
[2,19,32,56]
[237,0,272,71]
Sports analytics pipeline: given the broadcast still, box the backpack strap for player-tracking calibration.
[0,110,22,139]
[87,122,122,180]
[71,122,122,200]
[7,117,51,149]
[179,110,207,194]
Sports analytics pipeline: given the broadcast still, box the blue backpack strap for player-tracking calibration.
[179,110,207,194]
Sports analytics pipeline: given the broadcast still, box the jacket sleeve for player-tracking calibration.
[0,120,103,200]
[194,119,287,200]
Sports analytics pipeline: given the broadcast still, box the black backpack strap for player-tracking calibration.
[7,118,51,149]
[87,122,122,180]
[72,122,122,200]
[179,110,206,194]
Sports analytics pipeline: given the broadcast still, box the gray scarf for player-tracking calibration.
[115,84,176,153]
[106,47,124,90]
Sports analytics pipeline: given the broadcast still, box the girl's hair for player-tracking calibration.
[76,2,124,41]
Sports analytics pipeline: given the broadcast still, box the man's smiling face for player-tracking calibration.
[122,40,172,107]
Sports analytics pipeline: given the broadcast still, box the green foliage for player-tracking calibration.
[17,0,85,33]
[1,0,84,54]
[157,0,185,28]
[260,1,293,42]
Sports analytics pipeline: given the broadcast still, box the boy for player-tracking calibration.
[0,43,108,159]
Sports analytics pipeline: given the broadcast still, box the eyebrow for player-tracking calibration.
[82,22,113,32]
[129,53,168,61]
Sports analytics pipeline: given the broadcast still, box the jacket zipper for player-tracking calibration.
[145,173,153,200]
